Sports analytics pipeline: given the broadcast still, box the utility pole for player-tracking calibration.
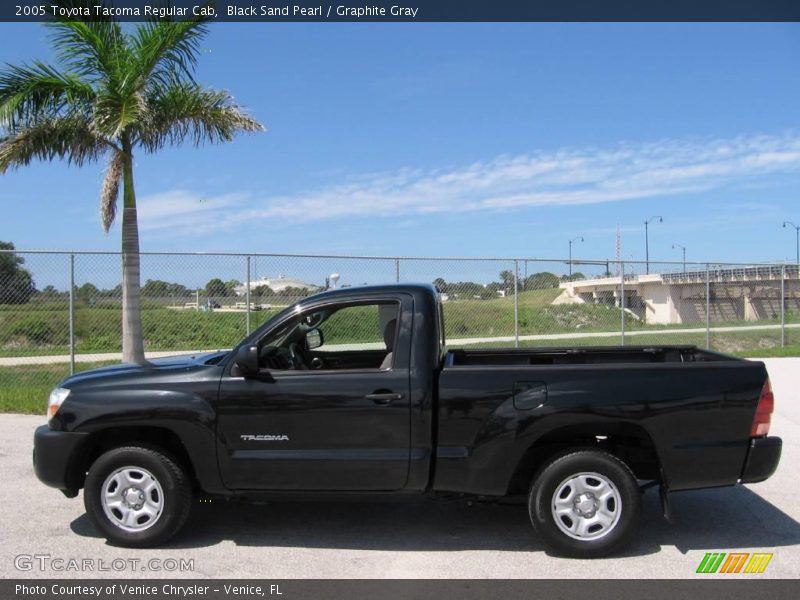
[645,215,663,274]
[783,221,800,266]
[568,236,584,278]
[672,243,687,273]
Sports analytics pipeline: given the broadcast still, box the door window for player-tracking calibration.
[257,301,400,371]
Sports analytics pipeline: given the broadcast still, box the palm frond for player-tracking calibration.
[0,116,107,173]
[93,90,147,138]
[133,14,209,89]
[0,61,94,128]
[135,84,263,152]
[45,2,128,84]
[100,150,123,231]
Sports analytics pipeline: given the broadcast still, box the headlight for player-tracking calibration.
[47,387,70,419]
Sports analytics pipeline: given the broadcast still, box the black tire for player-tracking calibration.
[528,450,641,558]
[84,446,192,547]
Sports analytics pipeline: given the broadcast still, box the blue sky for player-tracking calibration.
[2,22,800,266]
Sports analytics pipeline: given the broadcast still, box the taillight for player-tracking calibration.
[751,378,774,437]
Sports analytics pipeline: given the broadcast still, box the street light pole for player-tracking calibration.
[784,221,800,266]
[672,243,687,273]
[644,216,663,275]
[568,236,584,278]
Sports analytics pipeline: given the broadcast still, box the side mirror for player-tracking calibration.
[305,328,323,350]
[234,344,259,377]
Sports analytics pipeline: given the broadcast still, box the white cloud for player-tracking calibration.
[137,190,244,232]
[136,132,800,235]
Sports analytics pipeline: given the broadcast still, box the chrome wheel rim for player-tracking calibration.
[551,471,621,541]
[101,466,164,532]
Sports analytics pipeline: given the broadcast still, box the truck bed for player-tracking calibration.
[445,345,735,366]
[436,344,765,496]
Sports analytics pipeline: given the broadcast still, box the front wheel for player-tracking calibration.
[84,446,192,547]
[528,450,641,558]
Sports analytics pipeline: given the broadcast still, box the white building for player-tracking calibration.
[234,274,319,296]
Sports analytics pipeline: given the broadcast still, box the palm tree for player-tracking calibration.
[499,270,515,296]
[0,4,263,363]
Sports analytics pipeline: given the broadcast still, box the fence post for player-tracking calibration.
[69,253,75,376]
[620,261,625,346]
[781,264,786,347]
[523,260,528,289]
[514,260,519,348]
[706,264,711,350]
[395,258,400,283]
[246,255,251,336]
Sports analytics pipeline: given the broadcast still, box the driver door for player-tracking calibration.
[216,294,412,491]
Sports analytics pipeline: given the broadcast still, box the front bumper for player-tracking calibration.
[740,436,782,484]
[33,425,89,495]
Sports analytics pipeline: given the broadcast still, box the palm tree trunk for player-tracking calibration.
[120,139,146,364]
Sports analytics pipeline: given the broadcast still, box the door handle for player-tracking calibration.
[366,392,404,404]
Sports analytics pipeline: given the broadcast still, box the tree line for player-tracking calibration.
[433,270,586,299]
[3,242,588,307]
[16,279,315,304]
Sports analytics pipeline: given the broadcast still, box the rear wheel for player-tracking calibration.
[84,446,192,547]
[528,450,641,557]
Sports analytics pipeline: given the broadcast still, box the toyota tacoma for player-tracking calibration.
[33,284,782,557]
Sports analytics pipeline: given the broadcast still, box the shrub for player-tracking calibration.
[11,317,55,345]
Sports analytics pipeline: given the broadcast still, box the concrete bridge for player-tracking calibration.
[556,265,800,325]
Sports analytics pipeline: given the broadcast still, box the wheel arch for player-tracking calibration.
[69,426,199,492]
[507,421,662,495]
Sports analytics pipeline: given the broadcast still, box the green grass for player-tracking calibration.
[3,289,800,356]
[0,306,279,357]
[731,344,800,358]
[444,289,636,338]
[0,361,114,414]
[0,291,564,356]
[455,328,797,356]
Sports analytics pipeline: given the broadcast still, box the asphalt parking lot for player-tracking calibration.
[1,358,798,579]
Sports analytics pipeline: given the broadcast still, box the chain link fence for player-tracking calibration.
[2,249,799,412]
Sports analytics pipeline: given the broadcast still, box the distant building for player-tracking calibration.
[234,274,319,296]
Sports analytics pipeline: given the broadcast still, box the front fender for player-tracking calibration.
[51,387,226,494]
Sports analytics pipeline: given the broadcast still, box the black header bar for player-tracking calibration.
[3,1,800,23]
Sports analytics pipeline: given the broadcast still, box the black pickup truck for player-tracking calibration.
[33,284,781,557]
